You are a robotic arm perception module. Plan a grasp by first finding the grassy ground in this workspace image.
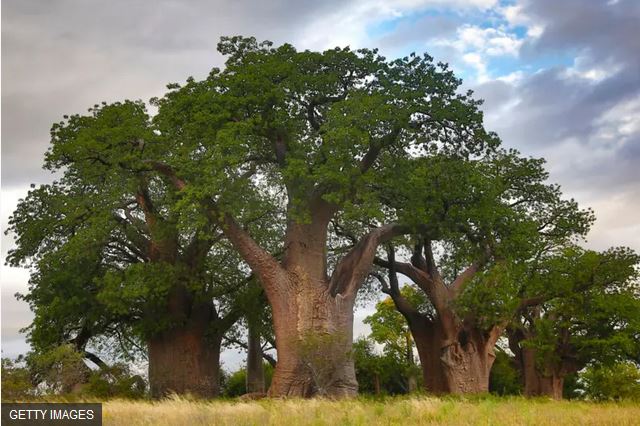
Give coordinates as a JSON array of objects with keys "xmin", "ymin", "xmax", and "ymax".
[{"xmin": 95, "ymin": 395, "xmax": 640, "ymax": 426}]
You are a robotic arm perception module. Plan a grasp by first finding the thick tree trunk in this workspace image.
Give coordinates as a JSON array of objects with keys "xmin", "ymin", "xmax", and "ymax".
[
  {"xmin": 267, "ymin": 280, "xmax": 358, "ymax": 397},
  {"xmin": 246, "ymin": 321, "xmax": 265, "ymax": 394},
  {"xmin": 376, "ymin": 243, "xmax": 499, "ymax": 395},
  {"xmin": 438, "ymin": 328, "xmax": 496, "ymax": 394},
  {"xmin": 148, "ymin": 324, "xmax": 221, "ymax": 398},
  {"xmin": 219, "ymin": 203, "xmax": 402, "ymax": 398},
  {"xmin": 410, "ymin": 319, "xmax": 449, "ymax": 393},
  {"xmin": 411, "ymin": 320, "xmax": 496, "ymax": 394},
  {"xmin": 520, "ymin": 347, "xmax": 564, "ymax": 399}
]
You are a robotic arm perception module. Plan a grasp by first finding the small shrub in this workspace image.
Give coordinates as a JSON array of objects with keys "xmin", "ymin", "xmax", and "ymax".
[
  {"xmin": 1, "ymin": 357, "xmax": 35, "ymax": 400},
  {"xmin": 85, "ymin": 364, "xmax": 146, "ymax": 398}
]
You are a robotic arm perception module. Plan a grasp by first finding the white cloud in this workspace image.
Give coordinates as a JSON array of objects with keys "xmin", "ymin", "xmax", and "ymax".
[
  {"xmin": 432, "ymin": 24, "xmax": 523, "ymax": 83},
  {"xmin": 297, "ymin": 0, "xmax": 500, "ymax": 49},
  {"xmin": 499, "ymin": 2, "xmax": 544, "ymax": 39},
  {"xmin": 594, "ymin": 95, "xmax": 640, "ymax": 144},
  {"xmin": 496, "ymin": 70, "xmax": 524, "ymax": 84},
  {"xmin": 462, "ymin": 52, "xmax": 489, "ymax": 82},
  {"xmin": 447, "ymin": 25, "xmax": 523, "ymax": 57},
  {"xmin": 563, "ymin": 54, "xmax": 623, "ymax": 84},
  {"xmin": 527, "ymin": 24, "xmax": 544, "ymax": 38}
]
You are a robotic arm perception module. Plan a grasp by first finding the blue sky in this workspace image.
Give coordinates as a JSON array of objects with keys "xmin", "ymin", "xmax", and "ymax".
[{"xmin": 2, "ymin": 0, "xmax": 639, "ymax": 370}]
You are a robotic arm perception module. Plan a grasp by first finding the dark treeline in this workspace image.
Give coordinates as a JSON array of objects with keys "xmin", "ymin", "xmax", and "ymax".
[{"xmin": 4, "ymin": 36, "xmax": 639, "ymax": 401}]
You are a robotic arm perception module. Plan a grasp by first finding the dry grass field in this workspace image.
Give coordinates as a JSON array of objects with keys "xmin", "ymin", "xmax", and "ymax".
[{"xmin": 97, "ymin": 396, "xmax": 640, "ymax": 426}]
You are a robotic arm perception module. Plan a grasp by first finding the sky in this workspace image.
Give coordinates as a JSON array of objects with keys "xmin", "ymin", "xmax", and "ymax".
[{"xmin": 2, "ymin": 0, "xmax": 639, "ymax": 371}]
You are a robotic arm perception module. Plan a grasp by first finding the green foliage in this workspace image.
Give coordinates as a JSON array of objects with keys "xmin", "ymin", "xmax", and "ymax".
[
  {"xmin": 489, "ymin": 350, "xmax": 522, "ymax": 396},
  {"xmin": 222, "ymin": 363, "xmax": 274, "ymax": 397},
  {"xmin": 26, "ymin": 345, "xmax": 89, "ymax": 395},
  {"xmin": 151, "ymin": 35, "xmax": 499, "ymax": 229},
  {"xmin": 364, "ymin": 287, "xmax": 425, "ymax": 363},
  {"xmin": 352, "ymin": 337, "xmax": 420, "ymax": 395},
  {"xmin": 562, "ymin": 372, "xmax": 581, "ymax": 399},
  {"xmin": 1, "ymin": 357, "xmax": 35, "ymax": 401},
  {"xmin": 363, "ymin": 289, "xmax": 424, "ymax": 392},
  {"xmin": 580, "ymin": 362, "xmax": 640, "ymax": 401},
  {"xmin": 85, "ymin": 364, "xmax": 147, "ymax": 399},
  {"xmin": 519, "ymin": 246, "xmax": 640, "ymax": 375},
  {"xmin": 455, "ymin": 261, "xmax": 524, "ymax": 331}
]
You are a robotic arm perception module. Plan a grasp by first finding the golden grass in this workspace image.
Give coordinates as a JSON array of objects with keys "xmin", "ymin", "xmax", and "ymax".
[{"xmin": 97, "ymin": 395, "xmax": 640, "ymax": 426}]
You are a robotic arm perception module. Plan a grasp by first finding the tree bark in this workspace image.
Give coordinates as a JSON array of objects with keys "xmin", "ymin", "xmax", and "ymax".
[
  {"xmin": 520, "ymin": 347, "xmax": 564, "ymax": 399},
  {"xmin": 148, "ymin": 323, "xmax": 222, "ymax": 398},
  {"xmin": 509, "ymin": 331, "xmax": 565, "ymax": 400},
  {"xmin": 267, "ymin": 281, "xmax": 358, "ymax": 397},
  {"xmin": 246, "ymin": 320, "xmax": 266, "ymax": 394},
  {"xmin": 147, "ymin": 285, "xmax": 237, "ymax": 398},
  {"xmin": 437, "ymin": 324, "xmax": 498, "ymax": 394},
  {"xmin": 408, "ymin": 315, "xmax": 498, "ymax": 394}
]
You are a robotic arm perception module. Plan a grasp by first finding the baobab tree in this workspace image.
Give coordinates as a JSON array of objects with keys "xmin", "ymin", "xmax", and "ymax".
[
  {"xmin": 372, "ymin": 151, "xmax": 593, "ymax": 393},
  {"xmin": 508, "ymin": 246, "xmax": 640, "ymax": 399},
  {"xmin": 144, "ymin": 36, "xmax": 501, "ymax": 397}
]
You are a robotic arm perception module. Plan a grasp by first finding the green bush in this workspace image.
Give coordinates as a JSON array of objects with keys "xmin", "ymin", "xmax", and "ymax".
[
  {"xmin": 489, "ymin": 350, "xmax": 522, "ymax": 396},
  {"xmin": 1, "ymin": 357, "xmax": 35, "ymax": 400},
  {"xmin": 581, "ymin": 362, "xmax": 640, "ymax": 401},
  {"xmin": 26, "ymin": 345, "xmax": 89, "ymax": 394},
  {"xmin": 223, "ymin": 362, "xmax": 274, "ymax": 397},
  {"xmin": 85, "ymin": 364, "xmax": 146, "ymax": 398}
]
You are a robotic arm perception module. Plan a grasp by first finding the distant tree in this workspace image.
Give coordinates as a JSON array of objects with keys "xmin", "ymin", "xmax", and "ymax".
[
  {"xmin": 222, "ymin": 363, "xmax": 274, "ymax": 397},
  {"xmin": 364, "ymin": 286, "xmax": 424, "ymax": 392},
  {"xmin": 84, "ymin": 363, "xmax": 147, "ymax": 399},
  {"xmin": 373, "ymin": 151, "xmax": 593, "ymax": 394},
  {"xmin": 508, "ymin": 246, "xmax": 640, "ymax": 399},
  {"xmin": 26, "ymin": 344, "xmax": 90, "ymax": 395},
  {"xmin": 488, "ymin": 349, "xmax": 522, "ymax": 396},
  {"xmin": 580, "ymin": 362, "xmax": 640, "ymax": 401},
  {"xmin": 351, "ymin": 337, "xmax": 415, "ymax": 395}
]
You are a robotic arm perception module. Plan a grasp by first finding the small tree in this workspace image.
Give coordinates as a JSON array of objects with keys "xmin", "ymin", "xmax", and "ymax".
[
  {"xmin": 27, "ymin": 345, "xmax": 90, "ymax": 395},
  {"xmin": 85, "ymin": 363, "xmax": 147, "ymax": 399},
  {"xmin": 364, "ymin": 286, "xmax": 424, "ymax": 392},
  {"xmin": 488, "ymin": 349, "xmax": 522, "ymax": 396},
  {"xmin": 298, "ymin": 331, "xmax": 352, "ymax": 397}
]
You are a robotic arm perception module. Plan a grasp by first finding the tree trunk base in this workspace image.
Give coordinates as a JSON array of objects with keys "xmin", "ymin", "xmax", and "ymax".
[{"xmin": 148, "ymin": 325, "xmax": 221, "ymax": 398}]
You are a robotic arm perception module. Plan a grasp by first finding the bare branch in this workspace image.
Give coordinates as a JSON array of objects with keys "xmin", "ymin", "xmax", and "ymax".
[{"xmin": 328, "ymin": 223, "xmax": 409, "ymax": 298}]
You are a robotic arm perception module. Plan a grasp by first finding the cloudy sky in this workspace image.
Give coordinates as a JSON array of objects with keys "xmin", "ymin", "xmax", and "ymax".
[{"xmin": 2, "ymin": 0, "xmax": 639, "ymax": 369}]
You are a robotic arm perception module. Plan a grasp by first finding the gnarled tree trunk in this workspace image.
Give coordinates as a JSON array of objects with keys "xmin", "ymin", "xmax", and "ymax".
[
  {"xmin": 147, "ymin": 285, "xmax": 237, "ymax": 398},
  {"xmin": 404, "ymin": 310, "xmax": 498, "ymax": 394},
  {"xmin": 376, "ymin": 244, "xmax": 499, "ymax": 395},
  {"xmin": 219, "ymin": 205, "xmax": 404, "ymax": 397},
  {"xmin": 437, "ymin": 325, "xmax": 498, "ymax": 394}
]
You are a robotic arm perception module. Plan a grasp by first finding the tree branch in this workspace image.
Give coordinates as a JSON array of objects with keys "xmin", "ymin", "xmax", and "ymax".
[
  {"xmin": 328, "ymin": 223, "xmax": 409, "ymax": 298},
  {"xmin": 208, "ymin": 205, "xmax": 290, "ymax": 302},
  {"xmin": 224, "ymin": 336, "xmax": 277, "ymax": 368},
  {"xmin": 142, "ymin": 160, "xmax": 186, "ymax": 190}
]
